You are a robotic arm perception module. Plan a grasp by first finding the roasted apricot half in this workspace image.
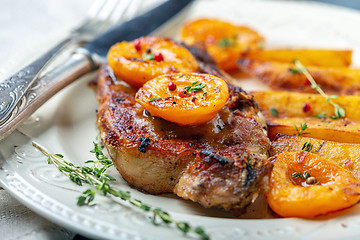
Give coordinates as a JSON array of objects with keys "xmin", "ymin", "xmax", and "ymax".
[
  {"xmin": 135, "ymin": 73, "xmax": 229, "ymax": 125},
  {"xmin": 267, "ymin": 151, "xmax": 360, "ymax": 218},
  {"xmin": 180, "ymin": 18, "xmax": 264, "ymax": 72},
  {"xmin": 107, "ymin": 36, "xmax": 199, "ymax": 87}
]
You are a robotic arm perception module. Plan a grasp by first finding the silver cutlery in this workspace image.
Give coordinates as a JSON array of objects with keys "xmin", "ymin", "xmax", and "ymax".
[
  {"xmin": 0, "ymin": 0, "xmax": 193, "ymax": 141},
  {"xmin": 0, "ymin": 0, "xmax": 142, "ymax": 131}
]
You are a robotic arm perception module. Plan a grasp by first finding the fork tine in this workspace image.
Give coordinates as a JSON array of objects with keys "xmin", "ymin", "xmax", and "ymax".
[
  {"xmin": 86, "ymin": 0, "xmax": 108, "ymax": 20},
  {"xmin": 107, "ymin": 0, "xmax": 133, "ymax": 25},
  {"xmin": 122, "ymin": 0, "xmax": 143, "ymax": 21},
  {"xmin": 98, "ymin": 0, "xmax": 130, "ymax": 29},
  {"xmin": 74, "ymin": 0, "xmax": 143, "ymax": 41},
  {"xmin": 73, "ymin": 0, "xmax": 108, "ymax": 34},
  {"xmin": 83, "ymin": 0, "xmax": 122, "ymax": 33},
  {"xmin": 96, "ymin": 0, "xmax": 121, "ymax": 22}
]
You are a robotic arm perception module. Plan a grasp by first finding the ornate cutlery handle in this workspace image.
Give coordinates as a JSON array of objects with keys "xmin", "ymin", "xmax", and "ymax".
[
  {"xmin": 0, "ymin": 38, "xmax": 72, "ymax": 123},
  {"xmin": 0, "ymin": 49, "xmax": 98, "ymax": 140}
]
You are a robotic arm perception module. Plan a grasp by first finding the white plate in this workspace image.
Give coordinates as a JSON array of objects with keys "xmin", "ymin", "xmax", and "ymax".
[{"xmin": 2, "ymin": 0, "xmax": 360, "ymax": 239}]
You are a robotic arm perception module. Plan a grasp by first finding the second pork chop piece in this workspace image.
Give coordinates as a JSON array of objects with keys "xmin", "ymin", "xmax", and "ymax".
[{"xmin": 96, "ymin": 64, "xmax": 272, "ymax": 211}]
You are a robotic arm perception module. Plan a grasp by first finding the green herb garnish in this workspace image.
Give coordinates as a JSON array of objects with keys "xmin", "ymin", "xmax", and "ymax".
[
  {"xmin": 292, "ymin": 170, "xmax": 319, "ymax": 185},
  {"xmin": 292, "ymin": 172, "xmax": 306, "ymax": 180},
  {"xmin": 303, "ymin": 171, "xmax": 311, "ymax": 179},
  {"xmin": 270, "ymin": 107, "xmax": 278, "ymax": 117},
  {"xmin": 217, "ymin": 37, "xmax": 234, "ymax": 48},
  {"xmin": 184, "ymin": 81, "xmax": 206, "ymax": 94},
  {"xmin": 32, "ymin": 141, "xmax": 209, "ymax": 240},
  {"xmin": 147, "ymin": 98, "xmax": 161, "ymax": 102},
  {"xmin": 313, "ymin": 112, "xmax": 327, "ymax": 119},
  {"xmin": 331, "ymin": 106, "xmax": 345, "ymax": 119},
  {"xmin": 302, "ymin": 140, "xmax": 313, "ymax": 153},
  {"xmin": 293, "ymin": 60, "xmax": 345, "ymax": 119},
  {"xmin": 142, "ymin": 53, "xmax": 155, "ymax": 61},
  {"xmin": 294, "ymin": 122, "xmax": 310, "ymax": 136},
  {"xmin": 290, "ymin": 66, "xmax": 308, "ymax": 75}
]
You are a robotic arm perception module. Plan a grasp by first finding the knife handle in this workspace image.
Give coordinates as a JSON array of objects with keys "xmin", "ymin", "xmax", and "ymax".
[
  {"xmin": 0, "ymin": 38, "xmax": 73, "ymax": 124},
  {"xmin": 0, "ymin": 49, "xmax": 97, "ymax": 141}
]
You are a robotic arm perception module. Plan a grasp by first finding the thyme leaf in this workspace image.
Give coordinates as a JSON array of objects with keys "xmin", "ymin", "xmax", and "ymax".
[
  {"xmin": 270, "ymin": 107, "xmax": 278, "ymax": 117},
  {"xmin": 313, "ymin": 112, "xmax": 327, "ymax": 119},
  {"xmin": 184, "ymin": 81, "xmax": 206, "ymax": 94},
  {"xmin": 293, "ymin": 60, "xmax": 346, "ymax": 119},
  {"xmin": 32, "ymin": 141, "xmax": 209, "ymax": 240},
  {"xmin": 147, "ymin": 98, "xmax": 162, "ymax": 102},
  {"xmin": 217, "ymin": 37, "xmax": 234, "ymax": 48},
  {"xmin": 292, "ymin": 170, "xmax": 319, "ymax": 185},
  {"xmin": 302, "ymin": 140, "xmax": 313, "ymax": 153},
  {"xmin": 294, "ymin": 122, "xmax": 310, "ymax": 136},
  {"xmin": 142, "ymin": 53, "xmax": 155, "ymax": 61},
  {"xmin": 292, "ymin": 172, "xmax": 305, "ymax": 180},
  {"xmin": 303, "ymin": 171, "xmax": 311, "ymax": 179}
]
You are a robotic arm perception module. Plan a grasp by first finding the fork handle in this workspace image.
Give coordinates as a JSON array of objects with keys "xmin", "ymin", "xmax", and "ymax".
[
  {"xmin": 0, "ymin": 37, "xmax": 73, "ymax": 123},
  {"xmin": 0, "ymin": 49, "xmax": 97, "ymax": 141}
]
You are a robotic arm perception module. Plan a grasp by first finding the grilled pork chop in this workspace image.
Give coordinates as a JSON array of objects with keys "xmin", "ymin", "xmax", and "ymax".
[{"xmin": 95, "ymin": 63, "xmax": 272, "ymax": 211}]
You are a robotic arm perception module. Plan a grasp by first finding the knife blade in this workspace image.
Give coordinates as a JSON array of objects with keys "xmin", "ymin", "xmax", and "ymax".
[{"xmin": 0, "ymin": 0, "xmax": 193, "ymax": 141}]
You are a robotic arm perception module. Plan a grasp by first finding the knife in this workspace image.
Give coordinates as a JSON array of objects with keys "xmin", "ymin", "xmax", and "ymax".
[{"xmin": 0, "ymin": 0, "xmax": 193, "ymax": 141}]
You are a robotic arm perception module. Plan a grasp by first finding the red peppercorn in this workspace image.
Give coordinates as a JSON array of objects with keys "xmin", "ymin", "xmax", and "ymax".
[
  {"xmin": 134, "ymin": 39, "xmax": 141, "ymax": 51},
  {"xmin": 303, "ymin": 103, "xmax": 311, "ymax": 112},
  {"xmin": 178, "ymin": 88, "xmax": 187, "ymax": 98},
  {"xmin": 168, "ymin": 82, "xmax": 176, "ymax": 91},
  {"xmin": 154, "ymin": 52, "xmax": 164, "ymax": 62}
]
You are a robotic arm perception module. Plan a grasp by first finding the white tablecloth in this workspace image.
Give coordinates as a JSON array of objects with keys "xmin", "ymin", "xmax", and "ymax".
[{"xmin": 0, "ymin": 190, "xmax": 75, "ymax": 240}]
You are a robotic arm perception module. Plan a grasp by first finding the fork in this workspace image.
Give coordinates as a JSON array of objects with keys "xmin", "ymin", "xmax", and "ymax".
[{"xmin": 0, "ymin": 0, "xmax": 142, "ymax": 124}]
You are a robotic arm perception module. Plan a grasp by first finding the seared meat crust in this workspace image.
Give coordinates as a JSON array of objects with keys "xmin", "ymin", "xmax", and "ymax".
[{"xmin": 96, "ymin": 64, "xmax": 272, "ymax": 210}]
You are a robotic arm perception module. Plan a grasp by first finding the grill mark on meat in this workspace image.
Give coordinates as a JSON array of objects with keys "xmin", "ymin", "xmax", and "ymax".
[
  {"xmin": 138, "ymin": 137, "xmax": 150, "ymax": 153},
  {"xmin": 95, "ymin": 45, "xmax": 272, "ymax": 211},
  {"xmin": 199, "ymin": 149, "xmax": 232, "ymax": 165},
  {"xmin": 245, "ymin": 162, "xmax": 256, "ymax": 186}
]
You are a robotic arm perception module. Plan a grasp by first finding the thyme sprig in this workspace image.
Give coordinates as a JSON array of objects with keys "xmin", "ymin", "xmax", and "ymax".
[
  {"xmin": 292, "ymin": 171, "xmax": 307, "ymax": 180},
  {"xmin": 32, "ymin": 141, "xmax": 209, "ymax": 240},
  {"xmin": 184, "ymin": 81, "xmax": 206, "ymax": 94},
  {"xmin": 293, "ymin": 60, "xmax": 345, "ymax": 119},
  {"xmin": 294, "ymin": 122, "xmax": 310, "ymax": 136}
]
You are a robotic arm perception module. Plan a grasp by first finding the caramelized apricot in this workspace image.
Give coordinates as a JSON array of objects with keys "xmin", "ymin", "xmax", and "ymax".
[
  {"xmin": 135, "ymin": 73, "xmax": 229, "ymax": 125},
  {"xmin": 107, "ymin": 36, "xmax": 199, "ymax": 87},
  {"xmin": 267, "ymin": 151, "xmax": 360, "ymax": 218},
  {"xmin": 180, "ymin": 18, "xmax": 264, "ymax": 72}
]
